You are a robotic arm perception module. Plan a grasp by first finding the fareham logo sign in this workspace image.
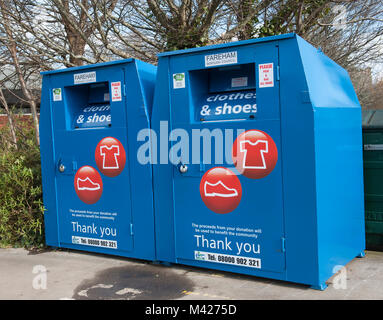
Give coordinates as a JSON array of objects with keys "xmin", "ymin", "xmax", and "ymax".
[
  {"xmin": 74, "ymin": 71, "xmax": 97, "ymax": 84},
  {"xmin": 205, "ymin": 51, "xmax": 237, "ymax": 67}
]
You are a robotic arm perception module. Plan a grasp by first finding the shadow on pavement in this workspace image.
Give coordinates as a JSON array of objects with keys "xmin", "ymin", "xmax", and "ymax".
[{"xmin": 73, "ymin": 263, "xmax": 194, "ymax": 300}]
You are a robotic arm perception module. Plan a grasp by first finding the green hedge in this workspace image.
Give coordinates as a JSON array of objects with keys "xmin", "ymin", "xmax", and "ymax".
[{"xmin": 0, "ymin": 126, "xmax": 45, "ymax": 248}]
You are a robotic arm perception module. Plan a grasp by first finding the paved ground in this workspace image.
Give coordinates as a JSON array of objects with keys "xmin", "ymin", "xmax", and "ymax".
[{"xmin": 0, "ymin": 248, "xmax": 382, "ymax": 300}]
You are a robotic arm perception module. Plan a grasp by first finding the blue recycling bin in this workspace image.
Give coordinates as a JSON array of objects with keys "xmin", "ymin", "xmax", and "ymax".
[
  {"xmin": 151, "ymin": 33, "xmax": 365, "ymax": 290},
  {"xmin": 40, "ymin": 59, "xmax": 157, "ymax": 261}
]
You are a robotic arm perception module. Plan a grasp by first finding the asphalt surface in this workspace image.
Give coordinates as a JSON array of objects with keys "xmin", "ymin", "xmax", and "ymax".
[{"xmin": 0, "ymin": 248, "xmax": 382, "ymax": 300}]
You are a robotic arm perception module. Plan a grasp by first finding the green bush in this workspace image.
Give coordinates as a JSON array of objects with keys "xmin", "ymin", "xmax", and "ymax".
[{"xmin": 0, "ymin": 125, "xmax": 45, "ymax": 248}]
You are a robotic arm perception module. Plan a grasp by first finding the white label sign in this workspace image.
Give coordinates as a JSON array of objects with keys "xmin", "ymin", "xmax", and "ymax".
[
  {"xmin": 173, "ymin": 73, "xmax": 185, "ymax": 89},
  {"xmin": 231, "ymin": 77, "xmax": 248, "ymax": 88},
  {"xmin": 194, "ymin": 251, "xmax": 261, "ymax": 269},
  {"xmin": 111, "ymin": 82, "xmax": 122, "ymax": 102},
  {"xmin": 52, "ymin": 88, "xmax": 62, "ymax": 101},
  {"xmin": 205, "ymin": 51, "xmax": 238, "ymax": 67},
  {"xmin": 72, "ymin": 236, "xmax": 117, "ymax": 249},
  {"xmin": 259, "ymin": 63, "xmax": 274, "ymax": 88},
  {"xmin": 74, "ymin": 71, "xmax": 96, "ymax": 84},
  {"xmin": 364, "ymin": 144, "xmax": 383, "ymax": 151}
]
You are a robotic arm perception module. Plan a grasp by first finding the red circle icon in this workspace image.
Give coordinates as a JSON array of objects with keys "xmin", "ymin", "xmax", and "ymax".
[
  {"xmin": 95, "ymin": 137, "xmax": 126, "ymax": 177},
  {"xmin": 232, "ymin": 130, "xmax": 278, "ymax": 179},
  {"xmin": 200, "ymin": 167, "xmax": 242, "ymax": 214},
  {"xmin": 74, "ymin": 166, "xmax": 103, "ymax": 204}
]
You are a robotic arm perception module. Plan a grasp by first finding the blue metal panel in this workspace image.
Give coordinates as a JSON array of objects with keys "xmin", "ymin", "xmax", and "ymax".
[
  {"xmin": 314, "ymin": 107, "xmax": 365, "ymax": 285},
  {"xmin": 296, "ymin": 36, "xmax": 365, "ymax": 286},
  {"xmin": 40, "ymin": 75, "xmax": 59, "ymax": 247},
  {"xmin": 41, "ymin": 59, "xmax": 134, "ymax": 75},
  {"xmin": 124, "ymin": 61, "xmax": 157, "ymax": 260},
  {"xmin": 297, "ymin": 37, "xmax": 360, "ymax": 109},
  {"xmin": 157, "ymin": 33, "xmax": 295, "ymax": 58},
  {"xmin": 135, "ymin": 60, "xmax": 157, "ymax": 119},
  {"xmin": 153, "ymin": 41, "xmax": 287, "ymax": 274},
  {"xmin": 152, "ymin": 57, "xmax": 178, "ymax": 262},
  {"xmin": 277, "ymin": 37, "xmax": 320, "ymax": 287},
  {"xmin": 40, "ymin": 59, "xmax": 157, "ymax": 260}
]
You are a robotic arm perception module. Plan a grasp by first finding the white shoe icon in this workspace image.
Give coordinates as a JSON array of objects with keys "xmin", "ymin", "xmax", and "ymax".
[
  {"xmin": 204, "ymin": 180, "xmax": 238, "ymax": 198},
  {"xmin": 77, "ymin": 177, "xmax": 101, "ymax": 191}
]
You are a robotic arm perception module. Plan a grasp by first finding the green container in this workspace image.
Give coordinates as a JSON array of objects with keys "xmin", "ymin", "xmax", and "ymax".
[{"xmin": 363, "ymin": 110, "xmax": 383, "ymax": 250}]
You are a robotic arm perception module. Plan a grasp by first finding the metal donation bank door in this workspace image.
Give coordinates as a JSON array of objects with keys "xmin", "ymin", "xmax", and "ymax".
[
  {"xmin": 41, "ymin": 59, "xmax": 157, "ymax": 260},
  {"xmin": 168, "ymin": 43, "xmax": 285, "ymax": 273},
  {"xmin": 52, "ymin": 67, "xmax": 133, "ymax": 252}
]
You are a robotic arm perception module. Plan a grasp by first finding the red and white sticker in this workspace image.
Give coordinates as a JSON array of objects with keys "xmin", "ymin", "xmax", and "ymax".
[
  {"xmin": 95, "ymin": 137, "xmax": 126, "ymax": 177},
  {"xmin": 74, "ymin": 166, "xmax": 103, "ymax": 204},
  {"xmin": 200, "ymin": 167, "xmax": 242, "ymax": 214},
  {"xmin": 232, "ymin": 130, "xmax": 278, "ymax": 179},
  {"xmin": 111, "ymin": 82, "xmax": 122, "ymax": 102},
  {"xmin": 259, "ymin": 63, "xmax": 274, "ymax": 88}
]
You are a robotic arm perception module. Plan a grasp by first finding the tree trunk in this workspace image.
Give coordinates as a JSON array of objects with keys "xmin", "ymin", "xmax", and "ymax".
[
  {"xmin": 0, "ymin": 1, "xmax": 40, "ymax": 145},
  {"xmin": 0, "ymin": 88, "xmax": 17, "ymax": 148},
  {"xmin": 7, "ymin": 41, "xmax": 40, "ymax": 145}
]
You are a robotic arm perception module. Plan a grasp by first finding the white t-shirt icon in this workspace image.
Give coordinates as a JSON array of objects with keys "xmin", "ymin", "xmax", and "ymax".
[
  {"xmin": 239, "ymin": 140, "xmax": 269, "ymax": 169},
  {"xmin": 100, "ymin": 145, "xmax": 120, "ymax": 169}
]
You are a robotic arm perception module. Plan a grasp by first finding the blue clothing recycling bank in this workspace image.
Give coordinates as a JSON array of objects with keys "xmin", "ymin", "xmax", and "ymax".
[{"xmin": 40, "ymin": 33, "xmax": 365, "ymax": 290}]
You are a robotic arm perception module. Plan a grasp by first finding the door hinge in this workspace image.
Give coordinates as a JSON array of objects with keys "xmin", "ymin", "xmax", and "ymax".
[
  {"xmin": 281, "ymin": 237, "xmax": 286, "ymax": 253},
  {"xmin": 277, "ymin": 65, "xmax": 280, "ymax": 81},
  {"xmin": 130, "ymin": 223, "xmax": 134, "ymax": 235},
  {"xmin": 123, "ymin": 84, "xmax": 126, "ymax": 97}
]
